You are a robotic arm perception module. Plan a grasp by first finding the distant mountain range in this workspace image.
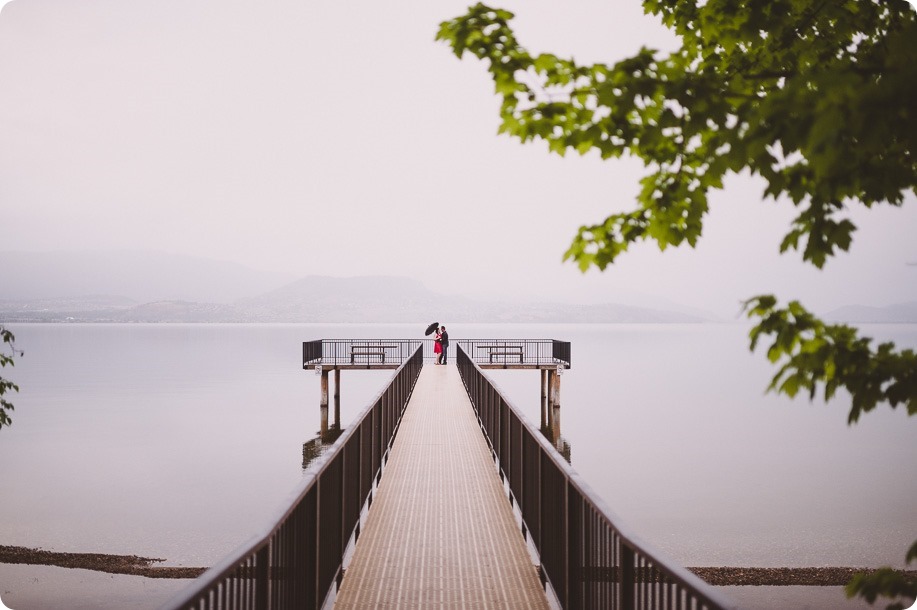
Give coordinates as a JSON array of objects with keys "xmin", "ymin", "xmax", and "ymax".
[
  {"xmin": 3, "ymin": 250, "xmax": 916, "ymax": 323},
  {"xmin": 823, "ymin": 302, "xmax": 917, "ymax": 324},
  {"xmin": 0, "ymin": 250, "xmax": 718, "ymax": 323},
  {"xmin": 0, "ymin": 276, "xmax": 710, "ymax": 323}
]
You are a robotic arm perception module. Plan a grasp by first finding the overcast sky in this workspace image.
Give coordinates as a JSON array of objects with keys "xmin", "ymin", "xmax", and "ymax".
[{"xmin": 1, "ymin": 0, "xmax": 914, "ymax": 317}]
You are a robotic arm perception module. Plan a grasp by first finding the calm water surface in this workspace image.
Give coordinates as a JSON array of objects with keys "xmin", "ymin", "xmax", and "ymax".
[{"xmin": 0, "ymin": 323, "xmax": 914, "ymax": 609}]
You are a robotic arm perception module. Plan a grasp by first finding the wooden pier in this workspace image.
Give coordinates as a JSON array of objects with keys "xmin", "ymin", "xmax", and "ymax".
[
  {"xmin": 334, "ymin": 365, "xmax": 550, "ymax": 609},
  {"xmin": 168, "ymin": 341, "xmax": 732, "ymax": 610}
]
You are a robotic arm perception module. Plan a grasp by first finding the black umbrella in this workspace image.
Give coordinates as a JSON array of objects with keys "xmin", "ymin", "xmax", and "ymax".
[{"xmin": 424, "ymin": 322, "xmax": 439, "ymax": 336}]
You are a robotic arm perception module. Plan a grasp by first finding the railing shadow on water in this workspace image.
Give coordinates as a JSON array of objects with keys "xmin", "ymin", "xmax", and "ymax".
[
  {"xmin": 162, "ymin": 346, "xmax": 424, "ymax": 610},
  {"xmin": 456, "ymin": 345, "xmax": 736, "ymax": 610}
]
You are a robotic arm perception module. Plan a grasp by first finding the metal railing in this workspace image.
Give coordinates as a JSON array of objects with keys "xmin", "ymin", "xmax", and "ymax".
[
  {"xmin": 456, "ymin": 339, "xmax": 571, "ymax": 368},
  {"xmin": 552, "ymin": 339, "xmax": 571, "ymax": 367},
  {"xmin": 302, "ymin": 339, "xmax": 322, "ymax": 365},
  {"xmin": 164, "ymin": 346, "xmax": 424, "ymax": 610},
  {"xmin": 456, "ymin": 345, "xmax": 734, "ymax": 610},
  {"xmin": 303, "ymin": 339, "xmax": 421, "ymax": 367},
  {"xmin": 303, "ymin": 339, "xmax": 571, "ymax": 368}
]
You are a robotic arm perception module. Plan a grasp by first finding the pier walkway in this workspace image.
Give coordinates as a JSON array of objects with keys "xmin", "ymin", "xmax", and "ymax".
[
  {"xmin": 166, "ymin": 342, "xmax": 732, "ymax": 610},
  {"xmin": 334, "ymin": 365, "xmax": 549, "ymax": 609}
]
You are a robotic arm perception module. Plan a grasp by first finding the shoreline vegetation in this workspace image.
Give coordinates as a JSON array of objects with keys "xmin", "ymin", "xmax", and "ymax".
[{"xmin": 2, "ymin": 545, "xmax": 915, "ymax": 586}]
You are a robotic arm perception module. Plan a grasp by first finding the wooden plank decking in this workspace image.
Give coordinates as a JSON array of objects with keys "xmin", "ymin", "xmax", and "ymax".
[{"xmin": 334, "ymin": 365, "xmax": 550, "ymax": 609}]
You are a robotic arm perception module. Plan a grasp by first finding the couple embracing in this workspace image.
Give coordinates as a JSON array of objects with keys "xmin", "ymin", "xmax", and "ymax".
[{"xmin": 433, "ymin": 326, "xmax": 449, "ymax": 365}]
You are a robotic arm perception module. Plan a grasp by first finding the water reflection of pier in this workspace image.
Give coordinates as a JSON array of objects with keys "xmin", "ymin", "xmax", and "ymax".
[{"xmin": 301, "ymin": 426, "xmax": 343, "ymax": 471}]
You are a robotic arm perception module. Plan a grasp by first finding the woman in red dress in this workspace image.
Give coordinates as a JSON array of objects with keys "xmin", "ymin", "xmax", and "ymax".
[{"xmin": 433, "ymin": 329, "xmax": 443, "ymax": 364}]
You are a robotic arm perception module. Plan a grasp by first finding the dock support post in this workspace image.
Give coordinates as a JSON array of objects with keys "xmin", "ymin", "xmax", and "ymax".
[
  {"xmin": 546, "ymin": 369, "xmax": 555, "ymax": 429},
  {"xmin": 540, "ymin": 369, "xmax": 548, "ymax": 430},
  {"xmin": 334, "ymin": 368, "xmax": 341, "ymax": 429},
  {"xmin": 320, "ymin": 368, "xmax": 329, "ymax": 438},
  {"xmin": 549, "ymin": 367, "xmax": 562, "ymax": 445}
]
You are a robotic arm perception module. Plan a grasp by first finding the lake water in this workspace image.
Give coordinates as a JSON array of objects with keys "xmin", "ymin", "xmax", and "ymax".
[{"xmin": 0, "ymin": 323, "xmax": 914, "ymax": 609}]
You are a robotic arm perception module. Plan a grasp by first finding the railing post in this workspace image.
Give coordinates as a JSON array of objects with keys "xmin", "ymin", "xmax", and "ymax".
[
  {"xmin": 567, "ymin": 485, "xmax": 582, "ymax": 609},
  {"xmin": 255, "ymin": 544, "xmax": 269, "ymax": 610},
  {"xmin": 313, "ymin": 472, "xmax": 322, "ymax": 610},
  {"xmin": 561, "ymin": 477, "xmax": 570, "ymax": 609},
  {"xmin": 621, "ymin": 543, "xmax": 636, "ymax": 610}
]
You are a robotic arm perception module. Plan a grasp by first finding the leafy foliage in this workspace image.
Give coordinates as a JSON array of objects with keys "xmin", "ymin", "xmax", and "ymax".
[
  {"xmin": 437, "ymin": 1, "xmax": 916, "ymax": 270},
  {"xmin": 845, "ymin": 540, "xmax": 917, "ymax": 610},
  {"xmin": 438, "ymin": 2, "xmax": 917, "ymax": 607},
  {"xmin": 0, "ymin": 325, "xmax": 22, "ymax": 429},
  {"xmin": 744, "ymin": 296, "xmax": 917, "ymax": 424}
]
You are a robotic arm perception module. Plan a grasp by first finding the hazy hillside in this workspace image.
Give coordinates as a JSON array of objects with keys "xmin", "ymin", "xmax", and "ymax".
[
  {"xmin": 232, "ymin": 276, "xmax": 710, "ymax": 323},
  {"xmin": 0, "ymin": 250, "xmax": 295, "ymax": 303},
  {"xmin": 823, "ymin": 302, "xmax": 917, "ymax": 323},
  {"xmin": 237, "ymin": 275, "xmax": 479, "ymax": 322},
  {"xmin": 0, "ymin": 251, "xmax": 717, "ymax": 323}
]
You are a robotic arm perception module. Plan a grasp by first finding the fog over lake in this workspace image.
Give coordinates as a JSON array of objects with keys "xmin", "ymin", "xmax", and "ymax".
[
  {"xmin": 2, "ymin": 1, "xmax": 915, "ymax": 608},
  {"xmin": 0, "ymin": 323, "xmax": 913, "ymax": 609}
]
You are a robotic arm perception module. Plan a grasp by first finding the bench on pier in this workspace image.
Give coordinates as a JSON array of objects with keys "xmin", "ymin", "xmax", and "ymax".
[
  {"xmin": 350, "ymin": 344, "xmax": 398, "ymax": 364},
  {"xmin": 477, "ymin": 345, "xmax": 524, "ymax": 363}
]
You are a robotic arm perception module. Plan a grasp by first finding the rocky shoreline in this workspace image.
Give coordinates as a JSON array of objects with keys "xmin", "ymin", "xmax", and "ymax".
[
  {"xmin": 689, "ymin": 566, "xmax": 917, "ymax": 586},
  {"xmin": 0, "ymin": 545, "xmax": 205, "ymax": 579},
  {"xmin": 3, "ymin": 545, "xmax": 915, "ymax": 586}
]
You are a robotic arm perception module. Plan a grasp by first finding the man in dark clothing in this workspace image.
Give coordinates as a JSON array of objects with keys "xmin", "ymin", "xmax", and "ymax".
[{"xmin": 439, "ymin": 326, "xmax": 449, "ymax": 364}]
